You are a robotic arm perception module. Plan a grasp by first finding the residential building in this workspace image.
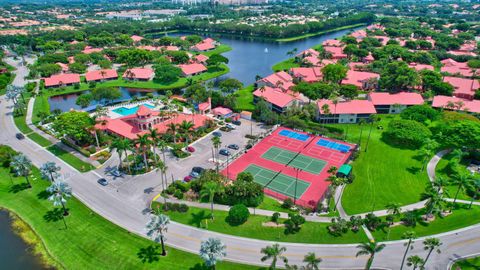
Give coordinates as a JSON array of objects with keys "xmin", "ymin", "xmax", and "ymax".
[
  {"xmin": 123, "ymin": 68, "xmax": 154, "ymax": 81},
  {"xmin": 341, "ymin": 70, "xmax": 380, "ymax": 90},
  {"xmin": 44, "ymin": 73, "xmax": 81, "ymax": 88},
  {"xmin": 432, "ymin": 95, "xmax": 480, "ymax": 114},
  {"xmin": 178, "ymin": 63, "xmax": 207, "ymax": 77},
  {"xmin": 253, "ymin": 86, "xmax": 302, "ymax": 113},
  {"xmin": 85, "ymin": 69, "xmax": 118, "ymax": 82},
  {"xmin": 368, "ymin": 92, "xmax": 424, "ymax": 114},
  {"xmin": 443, "ymin": 76, "xmax": 480, "ymax": 100},
  {"xmin": 316, "ymin": 99, "xmax": 377, "ymax": 124},
  {"xmin": 290, "ymin": 67, "xmax": 322, "ymax": 83},
  {"xmin": 256, "ymin": 71, "xmax": 295, "ymax": 91}
]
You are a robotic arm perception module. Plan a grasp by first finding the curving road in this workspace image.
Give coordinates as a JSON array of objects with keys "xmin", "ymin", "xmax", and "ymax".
[{"xmin": 3, "ymin": 58, "xmax": 480, "ymax": 269}]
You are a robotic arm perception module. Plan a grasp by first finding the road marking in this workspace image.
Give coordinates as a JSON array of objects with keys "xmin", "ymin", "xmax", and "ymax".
[{"xmin": 447, "ymin": 236, "xmax": 480, "ymax": 248}]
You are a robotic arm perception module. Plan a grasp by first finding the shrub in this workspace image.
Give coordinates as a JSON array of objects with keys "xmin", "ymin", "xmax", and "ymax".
[
  {"xmin": 0, "ymin": 145, "xmax": 18, "ymax": 167},
  {"xmin": 282, "ymin": 198, "xmax": 294, "ymax": 209},
  {"xmin": 174, "ymin": 180, "xmax": 189, "ymax": 192},
  {"xmin": 400, "ymin": 105, "xmax": 439, "ymax": 123},
  {"xmin": 178, "ymin": 203, "xmax": 189, "ymax": 213},
  {"xmin": 227, "ymin": 204, "xmax": 250, "ymax": 226},
  {"xmin": 225, "ymin": 118, "xmax": 232, "ymax": 123},
  {"xmin": 174, "ymin": 190, "xmax": 184, "ymax": 199},
  {"xmin": 88, "ymin": 146, "xmax": 96, "ymax": 154},
  {"xmin": 284, "ymin": 213, "xmax": 306, "ymax": 234},
  {"xmin": 383, "ymin": 119, "xmax": 432, "ymax": 148},
  {"xmin": 166, "ymin": 184, "xmax": 176, "ymax": 195},
  {"xmin": 271, "ymin": 212, "xmax": 281, "ymax": 224}
]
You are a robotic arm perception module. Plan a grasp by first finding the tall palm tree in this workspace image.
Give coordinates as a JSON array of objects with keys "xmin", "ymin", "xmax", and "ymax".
[
  {"xmin": 199, "ymin": 238, "xmax": 226, "ymax": 270},
  {"xmin": 157, "ymin": 139, "xmax": 168, "ymax": 163},
  {"xmin": 145, "ymin": 214, "xmax": 170, "ymax": 256},
  {"xmin": 40, "ymin": 161, "xmax": 61, "ymax": 182},
  {"xmin": 407, "ymin": 255, "xmax": 425, "ymax": 270},
  {"xmin": 136, "ymin": 134, "xmax": 151, "ymax": 170},
  {"xmin": 320, "ymin": 104, "xmax": 330, "ymax": 125},
  {"xmin": 11, "ymin": 154, "xmax": 33, "ymax": 188},
  {"xmin": 47, "ymin": 181, "xmax": 72, "ymax": 216},
  {"xmin": 111, "ymin": 138, "xmax": 126, "ymax": 170},
  {"xmin": 148, "ymin": 128, "xmax": 160, "ymax": 165},
  {"xmin": 325, "ymin": 175, "xmax": 345, "ymax": 212},
  {"xmin": 178, "ymin": 120, "xmax": 194, "ymax": 143},
  {"xmin": 357, "ymin": 118, "xmax": 367, "ymax": 147},
  {"xmin": 400, "ymin": 231, "xmax": 417, "ymax": 270},
  {"xmin": 211, "ymin": 136, "xmax": 222, "ymax": 171},
  {"xmin": 422, "ymin": 238, "xmax": 442, "ymax": 267},
  {"xmin": 356, "ymin": 241, "xmax": 386, "ymax": 270},
  {"xmin": 386, "ymin": 202, "xmax": 402, "ymax": 217},
  {"xmin": 167, "ymin": 123, "xmax": 178, "ymax": 144},
  {"xmin": 260, "ymin": 243, "xmax": 288, "ymax": 270},
  {"xmin": 432, "ymin": 175, "xmax": 449, "ymax": 194},
  {"xmin": 418, "ymin": 147, "xmax": 433, "ymax": 172},
  {"xmin": 451, "ymin": 171, "xmax": 473, "ymax": 204},
  {"xmin": 156, "ymin": 161, "xmax": 168, "ymax": 201},
  {"xmin": 303, "ymin": 252, "xmax": 322, "ymax": 270},
  {"xmin": 200, "ymin": 181, "xmax": 223, "ymax": 219}
]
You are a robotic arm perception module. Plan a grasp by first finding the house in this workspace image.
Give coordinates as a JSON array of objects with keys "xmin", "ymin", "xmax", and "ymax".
[
  {"xmin": 193, "ymin": 54, "xmax": 209, "ymax": 64},
  {"xmin": 197, "ymin": 97, "xmax": 211, "ymax": 114},
  {"xmin": 44, "ymin": 73, "xmax": 81, "ymax": 88},
  {"xmin": 443, "ymin": 76, "xmax": 480, "ymax": 100},
  {"xmin": 296, "ymin": 48, "xmax": 319, "ymax": 59},
  {"xmin": 256, "ymin": 71, "xmax": 295, "ymax": 91},
  {"xmin": 316, "ymin": 99, "xmax": 376, "ymax": 124},
  {"xmin": 160, "ymin": 45, "xmax": 180, "ymax": 51},
  {"xmin": 322, "ymin": 39, "xmax": 342, "ymax": 47},
  {"xmin": 432, "ymin": 95, "xmax": 480, "ymax": 114},
  {"xmin": 290, "ymin": 67, "xmax": 322, "ymax": 83},
  {"xmin": 441, "ymin": 58, "xmax": 475, "ymax": 77},
  {"xmin": 123, "ymin": 68, "xmax": 154, "ymax": 81},
  {"xmin": 212, "ymin": 106, "xmax": 233, "ymax": 118},
  {"xmin": 351, "ymin": 29, "xmax": 367, "ymax": 41},
  {"xmin": 324, "ymin": 46, "xmax": 347, "ymax": 59},
  {"xmin": 348, "ymin": 62, "xmax": 368, "ymax": 71},
  {"xmin": 178, "ymin": 63, "xmax": 207, "ymax": 77},
  {"xmin": 341, "ymin": 70, "xmax": 380, "ymax": 90},
  {"xmin": 56, "ymin": 62, "xmax": 69, "ymax": 73},
  {"xmin": 368, "ymin": 92, "xmax": 424, "ymax": 114},
  {"xmin": 82, "ymin": 46, "xmax": 103, "ymax": 54},
  {"xmin": 408, "ymin": 62, "xmax": 434, "ymax": 71},
  {"xmin": 253, "ymin": 86, "xmax": 302, "ymax": 113},
  {"xmin": 85, "ymin": 69, "xmax": 118, "ymax": 82},
  {"xmin": 95, "ymin": 105, "xmax": 211, "ymax": 140},
  {"xmin": 191, "ymin": 38, "xmax": 217, "ymax": 52},
  {"xmin": 364, "ymin": 53, "xmax": 374, "ymax": 63},
  {"xmin": 372, "ymin": 35, "xmax": 390, "ymax": 46},
  {"xmin": 131, "ymin": 35, "xmax": 144, "ymax": 43}
]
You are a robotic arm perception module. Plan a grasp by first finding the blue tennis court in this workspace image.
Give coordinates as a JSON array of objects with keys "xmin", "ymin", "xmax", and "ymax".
[
  {"xmin": 278, "ymin": 129, "xmax": 309, "ymax": 142},
  {"xmin": 317, "ymin": 139, "xmax": 351, "ymax": 152}
]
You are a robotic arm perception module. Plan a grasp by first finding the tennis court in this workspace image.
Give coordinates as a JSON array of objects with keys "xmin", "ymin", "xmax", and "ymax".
[
  {"xmin": 244, "ymin": 164, "xmax": 310, "ymax": 199},
  {"xmin": 261, "ymin": 146, "xmax": 326, "ymax": 174},
  {"xmin": 278, "ymin": 129, "xmax": 310, "ymax": 142},
  {"xmin": 316, "ymin": 139, "xmax": 351, "ymax": 152}
]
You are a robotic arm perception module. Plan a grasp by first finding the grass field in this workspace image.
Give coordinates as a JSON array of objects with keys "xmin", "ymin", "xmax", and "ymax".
[
  {"xmin": 27, "ymin": 133, "xmax": 52, "ymax": 147},
  {"xmin": 271, "ymin": 58, "xmax": 300, "ymax": 72},
  {"xmin": 0, "ymin": 166, "xmax": 256, "ymax": 270},
  {"xmin": 235, "ymin": 85, "xmax": 255, "ymax": 111},
  {"xmin": 372, "ymin": 205, "xmax": 480, "ymax": 241},
  {"xmin": 340, "ymin": 115, "xmax": 430, "ymax": 215},
  {"xmin": 274, "ymin": 23, "xmax": 367, "ymax": 42},
  {"xmin": 153, "ymin": 202, "xmax": 368, "ymax": 244},
  {"xmin": 452, "ymin": 257, "xmax": 480, "ymax": 270},
  {"xmin": 46, "ymin": 145, "xmax": 95, "ymax": 172}
]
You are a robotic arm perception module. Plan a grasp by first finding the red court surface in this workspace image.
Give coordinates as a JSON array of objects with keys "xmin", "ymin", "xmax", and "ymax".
[{"xmin": 222, "ymin": 127, "xmax": 355, "ymax": 208}]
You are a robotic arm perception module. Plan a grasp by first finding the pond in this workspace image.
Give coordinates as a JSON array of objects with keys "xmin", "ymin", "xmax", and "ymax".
[
  {"xmin": 0, "ymin": 211, "xmax": 47, "ymax": 270},
  {"xmin": 48, "ymin": 26, "xmax": 363, "ymax": 112}
]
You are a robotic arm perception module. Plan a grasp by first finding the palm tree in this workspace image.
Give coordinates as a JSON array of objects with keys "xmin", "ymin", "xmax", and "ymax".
[
  {"xmin": 136, "ymin": 134, "xmax": 151, "ymax": 170},
  {"xmin": 47, "ymin": 181, "xmax": 72, "ymax": 216},
  {"xmin": 468, "ymin": 179, "xmax": 480, "ymax": 209},
  {"xmin": 178, "ymin": 120, "xmax": 194, "ymax": 143},
  {"xmin": 111, "ymin": 138, "xmax": 126, "ymax": 170},
  {"xmin": 156, "ymin": 161, "xmax": 168, "ymax": 201},
  {"xmin": 325, "ymin": 175, "xmax": 345, "ymax": 212},
  {"xmin": 200, "ymin": 181, "xmax": 223, "ymax": 219},
  {"xmin": 157, "ymin": 139, "xmax": 168, "ymax": 163},
  {"xmin": 148, "ymin": 128, "xmax": 160, "ymax": 165},
  {"xmin": 355, "ymin": 241, "xmax": 386, "ymax": 270},
  {"xmin": 386, "ymin": 202, "xmax": 401, "ymax": 217},
  {"xmin": 432, "ymin": 175, "xmax": 449, "ymax": 194},
  {"xmin": 407, "ymin": 255, "xmax": 425, "ymax": 270},
  {"xmin": 199, "ymin": 238, "xmax": 226, "ymax": 270},
  {"xmin": 303, "ymin": 252, "xmax": 322, "ymax": 270},
  {"xmin": 451, "ymin": 171, "xmax": 473, "ymax": 204},
  {"xmin": 421, "ymin": 187, "xmax": 444, "ymax": 218},
  {"xmin": 418, "ymin": 147, "xmax": 433, "ymax": 172},
  {"xmin": 211, "ymin": 136, "xmax": 222, "ymax": 171},
  {"xmin": 357, "ymin": 118, "xmax": 367, "ymax": 147},
  {"xmin": 260, "ymin": 243, "xmax": 288, "ymax": 270},
  {"xmin": 422, "ymin": 238, "xmax": 442, "ymax": 267},
  {"xmin": 11, "ymin": 154, "xmax": 33, "ymax": 188},
  {"xmin": 400, "ymin": 231, "xmax": 417, "ymax": 270},
  {"xmin": 145, "ymin": 214, "xmax": 170, "ymax": 256},
  {"xmin": 40, "ymin": 161, "xmax": 61, "ymax": 182},
  {"xmin": 167, "ymin": 123, "xmax": 178, "ymax": 144},
  {"xmin": 320, "ymin": 104, "xmax": 330, "ymax": 125}
]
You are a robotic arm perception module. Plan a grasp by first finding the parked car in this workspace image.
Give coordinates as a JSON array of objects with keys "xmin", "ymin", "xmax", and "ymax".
[
  {"xmin": 110, "ymin": 169, "xmax": 122, "ymax": 177},
  {"xmin": 189, "ymin": 171, "xmax": 200, "ymax": 178},
  {"xmin": 232, "ymin": 120, "xmax": 241, "ymax": 126},
  {"xmin": 219, "ymin": 149, "xmax": 231, "ymax": 156},
  {"xmin": 186, "ymin": 146, "xmax": 195, "ymax": 153},
  {"xmin": 15, "ymin": 133, "xmax": 25, "ymax": 140},
  {"xmin": 228, "ymin": 144, "xmax": 239, "ymax": 150},
  {"xmin": 183, "ymin": 175, "xmax": 193, "ymax": 182},
  {"xmin": 192, "ymin": 167, "xmax": 205, "ymax": 174},
  {"xmin": 97, "ymin": 178, "xmax": 108, "ymax": 186},
  {"xmin": 219, "ymin": 126, "xmax": 232, "ymax": 132},
  {"xmin": 212, "ymin": 131, "xmax": 222, "ymax": 137},
  {"xmin": 225, "ymin": 124, "xmax": 236, "ymax": 129},
  {"xmin": 246, "ymin": 144, "xmax": 253, "ymax": 149}
]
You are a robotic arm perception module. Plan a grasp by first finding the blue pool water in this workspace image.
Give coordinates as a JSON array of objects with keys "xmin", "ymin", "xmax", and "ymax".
[
  {"xmin": 278, "ymin": 130, "xmax": 309, "ymax": 142},
  {"xmin": 317, "ymin": 139, "xmax": 351, "ymax": 152},
  {"xmin": 112, "ymin": 104, "xmax": 155, "ymax": 116}
]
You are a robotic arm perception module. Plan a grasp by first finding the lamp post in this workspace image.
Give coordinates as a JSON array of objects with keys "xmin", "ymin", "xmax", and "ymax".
[{"xmin": 294, "ymin": 168, "xmax": 302, "ymax": 205}]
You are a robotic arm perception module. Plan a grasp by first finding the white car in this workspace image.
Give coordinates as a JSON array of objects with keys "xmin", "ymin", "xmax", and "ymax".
[{"xmin": 226, "ymin": 123, "xmax": 236, "ymax": 129}]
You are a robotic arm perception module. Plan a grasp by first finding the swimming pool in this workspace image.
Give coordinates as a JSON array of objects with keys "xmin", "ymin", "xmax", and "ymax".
[
  {"xmin": 112, "ymin": 104, "xmax": 155, "ymax": 116},
  {"xmin": 316, "ymin": 139, "xmax": 351, "ymax": 152}
]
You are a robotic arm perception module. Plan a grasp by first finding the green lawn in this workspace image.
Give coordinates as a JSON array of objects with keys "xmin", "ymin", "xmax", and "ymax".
[
  {"xmin": 340, "ymin": 115, "xmax": 430, "ymax": 215},
  {"xmin": 275, "ymin": 23, "xmax": 367, "ymax": 42},
  {"xmin": 46, "ymin": 145, "xmax": 96, "ymax": 172},
  {"xmin": 257, "ymin": 196, "xmax": 295, "ymax": 213},
  {"xmin": 372, "ymin": 205, "xmax": 480, "ymax": 241},
  {"xmin": 27, "ymin": 133, "xmax": 52, "ymax": 147},
  {"xmin": 200, "ymin": 44, "xmax": 232, "ymax": 57},
  {"xmin": 0, "ymin": 165, "xmax": 257, "ymax": 270},
  {"xmin": 13, "ymin": 114, "xmax": 34, "ymax": 134},
  {"xmin": 235, "ymin": 85, "xmax": 255, "ymax": 111},
  {"xmin": 153, "ymin": 202, "xmax": 367, "ymax": 244},
  {"xmin": 436, "ymin": 153, "xmax": 478, "ymax": 202},
  {"xmin": 271, "ymin": 58, "xmax": 300, "ymax": 72},
  {"xmin": 452, "ymin": 257, "xmax": 480, "ymax": 270}
]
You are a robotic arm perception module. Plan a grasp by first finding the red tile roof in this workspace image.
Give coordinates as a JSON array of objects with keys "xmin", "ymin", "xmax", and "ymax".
[
  {"xmin": 432, "ymin": 95, "xmax": 480, "ymax": 113},
  {"xmin": 191, "ymin": 38, "xmax": 216, "ymax": 51},
  {"xmin": 212, "ymin": 106, "xmax": 232, "ymax": 116},
  {"xmin": 253, "ymin": 86, "xmax": 300, "ymax": 108},
  {"xmin": 178, "ymin": 63, "xmax": 207, "ymax": 76},
  {"xmin": 194, "ymin": 54, "xmax": 209, "ymax": 63},
  {"xmin": 290, "ymin": 67, "xmax": 322, "ymax": 82},
  {"xmin": 317, "ymin": 99, "xmax": 376, "ymax": 115},
  {"xmin": 342, "ymin": 70, "xmax": 380, "ymax": 88},
  {"xmin": 131, "ymin": 35, "xmax": 144, "ymax": 42},
  {"xmin": 85, "ymin": 69, "xmax": 118, "ymax": 81},
  {"xmin": 296, "ymin": 48, "xmax": 319, "ymax": 58},
  {"xmin": 443, "ymin": 76, "xmax": 480, "ymax": 99},
  {"xmin": 368, "ymin": 92, "xmax": 424, "ymax": 106},
  {"xmin": 408, "ymin": 62, "xmax": 434, "ymax": 71},
  {"xmin": 44, "ymin": 73, "xmax": 80, "ymax": 87},
  {"xmin": 82, "ymin": 46, "xmax": 103, "ymax": 54},
  {"xmin": 56, "ymin": 62, "xmax": 69, "ymax": 72},
  {"xmin": 260, "ymin": 71, "xmax": 295, "ymax": 90},
  {"xmin": 136, "ymin": 105, "xmax": 153, "ymax": 117},
  {"xmin": 324, "ymin": 46, "xmax": 347, "ymax": 59},
  {"xmin": 322, "ymin": 39, "xmax": 342, "ymax": 47},
  {"xmin": 122, "ymin": 68, "xmax": 154, "ymax": 80}
]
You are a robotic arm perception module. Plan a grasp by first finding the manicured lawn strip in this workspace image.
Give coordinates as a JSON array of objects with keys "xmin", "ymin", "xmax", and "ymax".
[
  {"xmin": 272, "ymin": 58, "xmax": 300, "ymax": 72},
  {"xmin": 275, "ymin": 23, "xmax": 367, "ymax": 42},
  {"xmin": 452, "ymin": 257, "xmax": 480, "ymax": 270},
  {"xmin": 371, "ymin": 206, "xmax": 480, "ymax": 241},
  {"xmin": 257, "ymin": 196, "xmax": 297, "ymax": 214},
  {"xmin": 200, "ymin": 44, "xmax": 232, "ymax": 57},
  {"xmin": 339, "ymin": 115, "xmax": 430, "ymax": 215},
  {"xmin": 153, "ymin": 202, "xmax": 367, "ymax": 244},
  {"xmin": 0, "ymin": 167, "xmax": 256, "ymax": 270},
  {"xmin": 46, "ymin": 145, "xmax": 95, "ymax": 172},
  {"xmin": 235, "ymin": 85, "xmax": 255, "ymax": 111},
  {"xmin": 435, "ymin": 153, "xmax": 478, "ymax": 202},
  {"xmin": 27, "ymin": 133, "xmax": 52, "ymax": 148},
  {"xmin": 13, "ymin": 114, "xmax": 33, "ymax": 134}
]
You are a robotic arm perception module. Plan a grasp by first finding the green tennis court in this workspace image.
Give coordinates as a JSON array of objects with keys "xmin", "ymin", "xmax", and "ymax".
[
  {"xmin": 244, "ymin": 164, "xmax": 310, "ymax": 199},
  {"xmin": 261, "ymin": 146, "xmax": 327, "ymax": 174}
]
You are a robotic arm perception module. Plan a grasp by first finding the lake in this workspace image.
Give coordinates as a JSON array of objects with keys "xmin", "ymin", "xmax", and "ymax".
[
  {"xmin": 48, "ymin": 26, "xmax": 363, "ymax": 112},
  {"xmin": 0, "ymin": 211, "xmax": 46, "ymax": 270}
]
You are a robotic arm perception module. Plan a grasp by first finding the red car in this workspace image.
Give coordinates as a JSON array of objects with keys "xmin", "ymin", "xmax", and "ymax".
[
  {"xmin": 186, "ymin": 146, "xmax": 195, "ymax": 153},
  {"xmin": 183, "ymin": 175, "xmax": 193, "ymax": 182}
]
